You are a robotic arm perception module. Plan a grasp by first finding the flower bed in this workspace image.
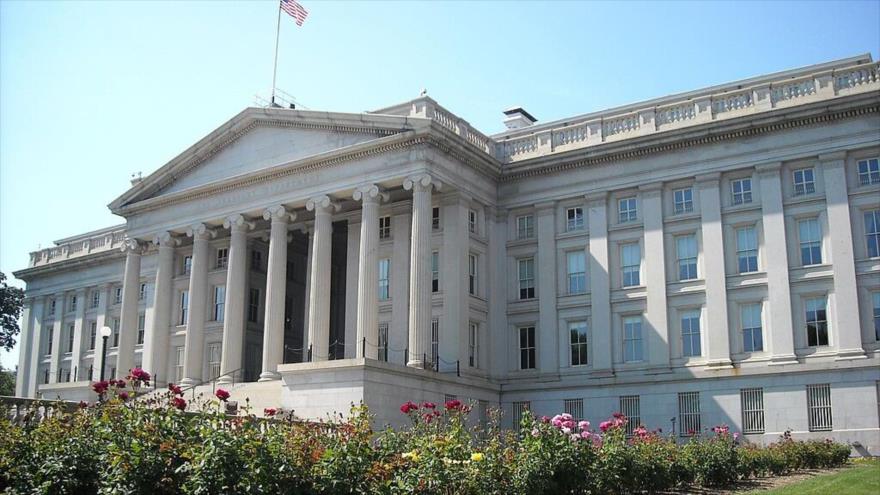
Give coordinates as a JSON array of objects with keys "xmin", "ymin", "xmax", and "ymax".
[{"xmin": 0, "ymin": 373, "xmax": 851, "ymax": 494}]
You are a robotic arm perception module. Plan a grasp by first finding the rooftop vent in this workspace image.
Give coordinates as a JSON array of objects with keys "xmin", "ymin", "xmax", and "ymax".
[{"xmin": 503, "ymin": 107, "xmax": 537, "ymax": 130}]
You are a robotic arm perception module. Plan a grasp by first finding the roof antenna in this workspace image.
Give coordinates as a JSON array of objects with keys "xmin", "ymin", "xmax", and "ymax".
[{"xmin": 420, "ymin": 88, "xmax": 428, "ymax": 97}]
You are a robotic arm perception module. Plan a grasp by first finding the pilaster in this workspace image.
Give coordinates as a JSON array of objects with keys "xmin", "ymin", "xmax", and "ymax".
[
  {"xmin": 26, "ymin": 297, "xmax": 46, "ymax": 395},
  {"xmin": 535, "ymin": 200, "xmax": 559, "ymax": 374},
  {"xmin": 15, "ymin": 297, "xmax": 34, "ymax": 396},
  {"xmin": 48, "ymin": 292, "xmax": 63, "ymax": 383},
  {"xmin": 639, "ymin": 183, "xmax": 670, "ymax": 368},
  {"xmin": 70, "ymin": 288, "xmax": 87, "ymax": 380},
  {"xmin": 390, "ymin": 201, "xmax": 412, "ymax": 364},
  {"xmin": 696, "ymin": 173, "xmax": 732, "ymax": 368},
  {"xmin": 441, "ymin": 190, "xmax": 470, "ymax": 370},
  {"xmin": 586, "ymin": 192, "xmax": 613, "ymax": 375}
]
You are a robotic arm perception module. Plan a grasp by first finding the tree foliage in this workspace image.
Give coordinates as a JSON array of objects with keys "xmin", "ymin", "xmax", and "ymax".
[{"xmin": 0, "ymin": 272, "xmax": 24, "ymax": 352}]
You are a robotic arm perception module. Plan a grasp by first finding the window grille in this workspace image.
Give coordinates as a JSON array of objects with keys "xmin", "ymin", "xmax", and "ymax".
[
  {"xmin": 731, "ymin": 178, "xmax": 752, "ymax": 204},
  {"xmin": 379, "ymin": 216, "xmax": 392, "ymax": 239},
  {"xmin": 740, "ymin": 388, "xmax": 765, "ymax": 434},
  {"xmin": 512, "ymin": 401, "xmax": 530, "ymax": 430},
  {"xmin": 857, "ymin": 158, "xmax": 880, "ymax": 185},
  {"xmin": 564, "ymin": 398, "xmax": 584, "ymax": 420},
  {"xmin": 620, "ymin": 395, "xmax": 641, "ymax": 436},
  {"xmin": 678, "ymin": 391, "xmax": 701, "ymax": 436},
  {"xmin": 807, "ymin": 384, "xmax": 832, "ymax": 432},
  {"xmin": 566, "ymin": 207, "xmax": 584, "ymax": 231},
  {"xmin": 673, "ymin": 187, "xmax": 694, "ymax": 214},
  {"xmin": 793, "ymin": 167, "xmax": 815, "ymax": 195}
]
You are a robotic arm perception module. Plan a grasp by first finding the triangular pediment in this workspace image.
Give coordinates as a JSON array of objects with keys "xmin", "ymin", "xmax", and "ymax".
[{"xmin": 111, "ymin": 107, "xmax": 417, "ymax": 212}]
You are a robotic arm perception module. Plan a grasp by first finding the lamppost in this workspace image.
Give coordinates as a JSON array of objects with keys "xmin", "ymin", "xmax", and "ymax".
[{"xmin": 99, "ymin": 326, "xmax": 113, "ymax": 381}]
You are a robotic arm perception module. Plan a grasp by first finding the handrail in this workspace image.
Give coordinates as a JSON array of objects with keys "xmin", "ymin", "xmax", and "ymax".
[{"xmin": 178, "ymin": 367, "xmax": 245, "ymax": 400}]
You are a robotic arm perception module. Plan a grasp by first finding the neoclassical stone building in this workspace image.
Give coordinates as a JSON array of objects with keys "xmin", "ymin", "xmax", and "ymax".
[{"xmin": 13, "ymin": 54, "xmax": 880, "ymax": 452}]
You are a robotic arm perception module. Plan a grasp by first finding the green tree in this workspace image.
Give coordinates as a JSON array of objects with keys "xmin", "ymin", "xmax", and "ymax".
[
  {"xmin": 0, "ymin": 365, "xmax": 14, "ymax": 396},
  {"xmin": 0, "ymin": 272, "xmax": 24, "ymax": 351}
]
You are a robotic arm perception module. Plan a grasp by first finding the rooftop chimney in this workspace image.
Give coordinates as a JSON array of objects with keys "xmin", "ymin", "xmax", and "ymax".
[{"xmin": 503, "ymin": 107, "xmax": 537, "ymax": 130}]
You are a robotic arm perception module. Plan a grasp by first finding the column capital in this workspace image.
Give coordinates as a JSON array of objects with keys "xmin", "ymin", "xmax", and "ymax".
[
  {"xmin": 223, "ymin": 214, "xmax": 256, "ymax": 233},
  {"xmin": 153, "ymin": 231, "xmax": 181, "ymax": 248},
  {"xmin": 755, "ymin": 161, "xmax": 783, "ymax": 176},
  {"xmin": 306, "ymin": 195, "xmax": 341, "ymax": 214},
  {"xmin": 120, "ymin": 237, "xmax": 145, "ymax": 255},
  {"xmin": 186, "ymin": 223, "xmax": 217, "ymax": 240},
  {"xmin": 694, "ymin": 172, "xmax": 722, "ymax": 185},
  {"xmin": 403, "ymin": 173, "xmax": 442, "ymax": 192},
  {"xmin": 535, "ymin": 200, "xmax": 555, "ymax": 213},
  {"xmin": 637, "ymin": 182, "xmax": 664, "ymax": 195},
  {"xmin": 585, "ymin": 191, "xmax": 608, "ymax": 206},
  {"xmin": 352, "ymin": 184, "xmax": 389, "ymax": 204},
  {"xmin": 818, "ymin": 151, "xmax": 848, "ymax": 163},
  {"xmin": 262, "ymin": 205, "xmax": 296, "ymax": 223}
]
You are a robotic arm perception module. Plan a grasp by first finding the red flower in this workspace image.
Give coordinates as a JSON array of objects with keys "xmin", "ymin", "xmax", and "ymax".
[
  {"xmin": 119, "ymin": 391, "xmax": 129, "ymax": 401},
  {"xmin": 444, "ymin": 399, "xmax": 462, "ymax": 411},
  {"xmin": 115, "ymin": 379, "xmax": 126, "ymax": 389},
  {"xmin": 92, "ymin": 380, "xmax": 109, "ymax": 395},
  {"xmin": 400, "ymin": 401, "xmax": 419, "ymax": 414},
  {"xmin": 422, "ymin": 401, "xmax": 436, "ymax": 409},
  {"xmin": 215, "ymin": 388, "xmax": 230, "ymax": 401},
  {"xmin": 172, "ymin": 397, "xmax": 187, "ymax": 411},
  {"xmin": 168, "ymin": 383, "xmax": 183, "ymax": 396},
  {"xmin": 264, "ymin": 408, "xmax": 277, "ymax": 416},
  {"xmin": 128, "ymin": 367, "xmax": 151, "ymax": 385},
  {"xmin": 78, "ymin": 401, "xmax": 89, "ymax": 408},
  {"xmin": 423, "ymin": 413, "xmax": 434, "ymax": 423}
]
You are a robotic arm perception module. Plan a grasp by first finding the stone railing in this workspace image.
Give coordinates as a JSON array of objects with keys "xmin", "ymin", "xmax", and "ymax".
[
  {"xmin": 29, "ymin": 226, "xmax": 127, "ymax": 268},
  {"xmin": 495, "ymin": 59, "xmax": 880, "ymax": 163},
  {"xmin": 1, "ymin": 396, "xmax": 79, "ymax": 425}
]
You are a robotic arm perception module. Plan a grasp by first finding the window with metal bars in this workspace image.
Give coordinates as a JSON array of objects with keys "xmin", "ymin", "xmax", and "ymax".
[
  {"xmin": 566, "ymin": 207, "xmax": 584, "ymax": 231},
  {"xmin": 378, "ymin": 323, "xmax": 388, "ymax": 362},
  {"xmin": 378, "ymin": 216, "xmax": 392, "ymax": 239},
  {"xmin": 216, "ymin": 248, "xmax": 229, "ymax": 269},
  {"xmin": 432, "ymin": 207, "xmax": 440, "ymax": 230},
  {"xmin": 137, "ymin": 314, "xmax": 145, "ymax": 345},
  {"xmin": 807, "ymin": 384, "xmax": 832, "ymax": 432},
  {"xmin": 678, "ymin": 391, "xmax": 701, "ymax": 436},
  {"xmin": 740, "ymin": 388, "xmax": 765, "ymax": 434},
  {"xmin": 207, "ymin": 343, "xmax": 221, "ymax": 379},
  {"xmin": 731, "ymin": 177, "xmax": 752, "ymax": 204},
  {"xmin": 793, "ymin": 167, "xmax": 815, "ymax": 195},
  {"xmin": 512, "ymin": 401, "xmax": 530, "ymax": 430},
  {"xmin": 431, "ymin": 318, "xmax": 439, "ymax": 367},
  {"xmin": 564, "ymin": 398, "xmax": 584, "ymax": 420},
  {"xmin": 620, "ymin": 395, "xmax": 641, "ymax": 437},
  {"xmin": 857, "ymin": 158, "xmax": 880, "ymax": 185},
  {"xmin": 673, "ymin": 187, "xmax": 694, "ymax": 214}
]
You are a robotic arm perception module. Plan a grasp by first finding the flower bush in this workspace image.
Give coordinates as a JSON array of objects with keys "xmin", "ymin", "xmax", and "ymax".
[{"xmin": 0, "ymin": 380, "xmax": 853, "ymax": 494}]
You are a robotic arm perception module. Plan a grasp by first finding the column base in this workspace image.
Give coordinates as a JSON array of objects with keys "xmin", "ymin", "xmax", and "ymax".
[
  {"xmin": 216, "ymin": 376, "xmax": 233, "ymax": 386},
  {"xmin": 258, "ymin": 371, "xmax": 280, "ymax": 382},
  {"xmin": 835, "ymin": 348, "xmax": 867, "ymax": 361},
  {"xmin": 179, "ymin": 377, "xmax": 199, "ymax": 388},
  {"xmin": 407, "ymin": 359, "xmax": 426, "ymax": 369},
  {"xmin": 769, "ymin": 354, "xmax": 799, "ymax": 366},
  {"xmin": 589, "ymin": 369, "xmax": 615, "ymax": 379},
  {"xmin": 705, "ymin": 359, "xmax": 733, "ymax": 369}
]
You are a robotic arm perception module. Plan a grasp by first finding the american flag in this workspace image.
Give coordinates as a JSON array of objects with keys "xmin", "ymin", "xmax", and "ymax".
[{"xmin": 280, "ymin": 0, "xmax": 308, "ymax": 27}]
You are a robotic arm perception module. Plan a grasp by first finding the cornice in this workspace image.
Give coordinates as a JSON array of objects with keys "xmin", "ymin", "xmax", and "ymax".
[
  {"xmin": 500, "ymin": 94, "xmax": 880, "ymax": 182},
  {"xmin": 13, "ymin": 249, "xmax": 126, "ymax": 281}
]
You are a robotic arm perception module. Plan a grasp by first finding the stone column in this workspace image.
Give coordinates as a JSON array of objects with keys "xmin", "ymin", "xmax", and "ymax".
[
  {"xmin": 441, "ymin": 191, "xmax": 470, "ymax": 369},
  {"xmin": 639, "ymin": 184, "xmax": 670, "ymax": 368},
  {"xmin": 306, "ymin": 195, "xmax": 338, "ymax": 362},
  {"xmin": 404, "ymin": 174, "xmax": 440, "ymax": 368},
  {"xmin": 390, "ymin": 202, "xmax": 412, "ymax": 364},
  {"xmin": 260, "ymin": 206, "xmax": 293, "ymax": 381},
  {"xmin": 219, "ymin": 215, "xmax": 254, "ymax": 384},
  {"xmin": 697, "ymin": 173, "xmax": 732, "ymax": 368},
  {"xmin": 487, "ymin": 207, "xmax": 509, "ymax": 376},
  {"xmin": 344, "ymin": 218, "xmax": 360, "ymax": 359},
  {"xmin": 48, "ymin": 292, "xmax": 63, "ymax": 383},
  {"xmin": 820, "ymin": 153, "xmax": 866, "ymax": 360},
  {"xmin": 144, "ymin": 233, "xmax": 177, "ymax": 385},
  {"xmin": 70, "ymin": 288, "xmax": 87, "ymax": 380},
  {"xmin": 181, "ymin": 225, "xmax": 214, "ymax": 386},
  {"xmin": 586, "ymin": 192, "xmax": 613, "ymax": 375},
  {"xmin": 536, "ymin": 201, "xmax": 559, "ymax": 373},
  {"xmin": 92, "ymin": 285, "xmax": 111, "ymax": 383},
  {"xmin": 15, "ymin": 297, "xmax": 34, "ymax": 396},
  {"xmin": 116, "ymin": 239, "xmax": 144, "ymax": 379},
  {"xmin": 353, "ymin": 185, "xmax": 386, "ymax": 359},
  {"xmin": 26, "ymin": 297, "xmax": 46, "ymax": 396},
  {"xmin": 756, "ymin": 163, "xmax": 798, "ymax": 365}
]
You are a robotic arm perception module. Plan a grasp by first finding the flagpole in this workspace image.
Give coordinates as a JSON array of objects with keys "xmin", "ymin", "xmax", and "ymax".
[{"xmin": 270, "ymin": 1, "xmax": 283, "ymax": 106}]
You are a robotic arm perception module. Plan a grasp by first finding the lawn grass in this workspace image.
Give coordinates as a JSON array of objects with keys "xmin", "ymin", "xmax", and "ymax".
[{"xmin": 748, "ymin": 458, "xmax": 880, "ymax": 494}]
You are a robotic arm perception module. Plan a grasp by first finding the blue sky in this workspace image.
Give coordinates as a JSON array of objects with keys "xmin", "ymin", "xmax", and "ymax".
[{"xmin": 1, "ymin": 0, "xmax": 878, "ymax": 367}]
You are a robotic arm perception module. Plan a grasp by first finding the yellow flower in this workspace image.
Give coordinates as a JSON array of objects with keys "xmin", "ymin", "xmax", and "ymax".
[
  {"xmin": 402, "ymin": 451, "xmax": 420, "ymax": 462},
  {"xmin": 470, "ymin": 452, "xmax": 484, "ymax": 462}
]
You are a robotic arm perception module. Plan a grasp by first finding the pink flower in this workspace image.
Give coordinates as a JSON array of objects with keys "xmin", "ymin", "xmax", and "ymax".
[
  {"xmin": 562, "ymin": 427, "xmax": 572, "ymax": 435},
  {"xmin": 172, "ymin": 397, "xmax": 187, "ymax": 411},
  {"xmin": 128, "ymin": 367, "xmax": 151, "ymax": 385},
  {"xmin": 560, "ymin": 413, "xmax": 573, "ymax": 421},
  {"xmin": 562, "ymin": 419, "xmax": 576, "ymax": 430},
  {"xmin": 215, "ymin": 388, "xmax": 230, "ymax": 401},
  {"xmin": 733, "ymin": 432, "xmax": 740, "ymax": 440},
  {"xmin": 400, "ymin": 401, "xmax": 418, "ymax": 414},
  {"xmin": 580, "ymin": 430, "xmax": 592, "ymax": 439},
  {"xmin": 531, "ymin": 428, "xmax": 540, "ymax": 437},
  {"xmin": 551, "ymin": 415, "xmax": 564, "ymax": 428},
  {"xmin": 570, "ymin": 433, "xmax": 581, "ymax": 441},
  {"xmin": 578, "ymin": 420, "xmax": 590, "ymax": 431},
  {"xmin": 264, "ymin": 408, "xmax": 277, "ymax": 416},
  {"xmin": 540, "ymin": 415, "xmax": 551, "ymax": 424},
  {"xmin": 422, "ymin": 401, "xmax": 436, "ymax": 409},
  {"xmin": 118, "ymin": 391, "xmax": 129, "ymax": 401},
  {"xmin": 444, "ymin": 399, "xmax": 462, "ymax": 411},
  {"xmin": 92, "ymin": 380, "xmax": 109, "ymax": 395},
  {"xmin": 115, "ymin": 379, "xmax": 126, "ymax": 389},
  {"xmin": 599, "ymin": 421, "xmax": 612, "ymax": 432}
]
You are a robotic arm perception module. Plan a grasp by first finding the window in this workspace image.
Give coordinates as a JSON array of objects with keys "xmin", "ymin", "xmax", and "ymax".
[
  {"xmin": 620, "ymin": 395, "xmax": 641, "ymax": 436},
  {"xmin": 731, "ymin": 177, "xmax": 753, "ymax": 205},
  {"xmin": 468, "ymin": 210, "xmax": 477, "ymax": 234},
  {"xmin": 623, "ymin": 316, "xmax": 643, "ymax": 362},
  {"xmin": 431, "ymin": 252, "xmax": 440, "ymax": 292},
  {"xmin": 518, "ymin": 258, "xmax": 535, "ymax": 299},
  {"xmin": 740, "ymin": 388, "xmax": 765, "ymax": 434},
  {"xmin": 431, "ymin": 318, "xmax": 439, "ymax": 368},
  {"xmin": 807, "ymin": 384, "xmax": 832, "ymax": 432},
  {"xmin": 174, "ymin": 346, "xmax": 185, "ymax": 383},
  {"xmin": 676, "ymin": 235, "xmax": 698, "ymax": 281},
  {"xmin": 805, "ymin": 296, "xmax": 829, "ymax": 347},
  {"xmin": 566, "ymin": 251, "xmax": 586, "ymax": 294},
  {"xmin": 569, "ymin": 321, "xmax": 589, "ymax": 366},
  {"xmin": 736, "ymin": 226, "xmax": 758, "ymax": 273},
  {"xmin": 873, "ymin": 292, "xmax": 880, "ymax": 341},
  {"xmin": 213, "ymin": 286, "xmax": 226, "ymax": 321},
  {"xmin": 516, "ymin": 215, "xmax": 534, "ymax": 239},
  {"xmin": 681, "ymin": 310, "xmax": 702, "ymax": 357},
  {"xmin": 618, "ymin": 197, "xmax": 638, "ymax": 223},
  {"xmin": 216, "ymin": 248, "xmax": 229, "ymax": 269},
  {"xmin": 139, "ymin": 282, "xmax": 147, "ymax": 301},
  {"xmin": 179, "ymin": 291, "xmax": 189, "ymax": 326},
  {"xmin": 183, "ymin": 255, "xmax": 193, "ymax": 275},
  {"xmin": 112, "ymin": 318, "xmax": 120, "ymax": 347},
  {"xmin": 46, "ymin": 329, "xmax": 53, "ymax": 355},
  {"xmin": 378, "ymin": 323, "xmax": 388, "ymax": 362},
  {"xmin": 512, "ymin": 401, "xmax": 530, "ymax": 430},
  {"xmin": 90, "ymin": 290, "xmax": 100, "ymax": 309},
  {"xmin": 621, "ymin": 243, "xmax": 640, "ymax": 287},
  {"xmin": 519, "ymin": 326, "xmax": 536, "ymax": 370},
  {"xmin": 49, "ymin": 299, "xmax": 56, "ymax": 315},
  {"xmin": 865, "ymin": 210, "xmax": 880, "ymax": 258},
  {"xmin": 379, "ymin": 216, "xmax": 392, "ymax": 239},
  {"xmin": 468, "ymin": 322, "xmax": 479, "ymax": 368},
  {"xmin": 114, "ymin": 287, "xmax": 122, "ymax": 304},
  {"xmin": 378, "ymin": 259, "xmax": 390, "ymax": 300},
  {"xmin": 67, "ymin": 323, "xmax": 75, "ymax": 353},
  {"xmin": 793, "ymin": 167, "xmax": 815, "ymax": 195},
  {"xmin": 137, "ymin": 314, "xmax": 145, "ymax": 345},
  {"xmin": 251, "ymin": 250, "xmax": 262, "ymax": 270},
  {"xmin": 89, "ymin": 321, "xmax": 97, "ymax": 350},
  {"xmin": 69, "ymin": 295, "xmax": 77, "ymax": 312},
  {"xmin": 857, "ymin": 158, "xmax": 880, "ymax": 185},
  {"xmin": 566, "ymin": 207, "xmax": 584, "ymax": 231},
  {"xmin": 673, "ymin": 187, "xmax": 694, "ymax": 214},
  {"xmin": 564, "ymin": 398, "xmax": 584, "ymax": 420},
  {"xmin": 468, "ymin": 254, "xmax": 477, "ymax": 295},
  {"xmin": 741, "ymin": 304, "xmax": 764, "ymax": 352},
  {"xmin": 247, "ymin": 288, "xmax": 260, "ymax": 323},
  {"xmin": 798, "ymin": 218, "xmax": 822, "ymax": 266},
  {"xmin": 432, "ymin": 207, "xmax": 440, "ymax": 230},
  {"xmin": 678, "ymin": 391, "xmax": 701, "ymax": 436},
  {"xmin": 207, "ymin": 343, "xmax": 221, "ymax": 379}
]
